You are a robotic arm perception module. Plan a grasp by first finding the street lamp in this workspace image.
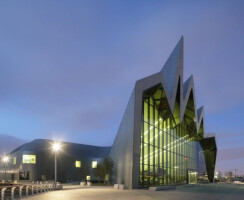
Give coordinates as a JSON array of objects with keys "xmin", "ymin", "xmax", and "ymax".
[
  {"xmin": 2, "ymin": 156, "xmax": 9, "ymax": 183},
  {"xmin": 52, "ymin": 142, "xmax": 61, "ymax": 189}
]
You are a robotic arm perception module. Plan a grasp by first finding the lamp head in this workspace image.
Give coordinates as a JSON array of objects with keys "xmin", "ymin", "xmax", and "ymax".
[
  {"xmin": 3, "ymin": 156, "xmax": 9, "ymax": 163},
  {"xmin": 52, "ymin": 142, "xmax": 61, "ymax": 152}
]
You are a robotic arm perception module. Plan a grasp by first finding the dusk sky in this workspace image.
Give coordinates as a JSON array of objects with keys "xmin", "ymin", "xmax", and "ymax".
[{"xmin": 0, "ymin": 1, "xmax": 244, "ymax": 175}]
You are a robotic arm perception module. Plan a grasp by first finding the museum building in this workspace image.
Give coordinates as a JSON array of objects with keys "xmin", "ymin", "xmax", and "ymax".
[{"xmin": 110, "ymin": 37, "xmax": 217, "ymax": 188}]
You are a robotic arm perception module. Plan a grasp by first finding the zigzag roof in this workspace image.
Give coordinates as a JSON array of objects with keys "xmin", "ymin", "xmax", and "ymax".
[
  {"xmin": 110, "ymin": 37, "xmax": 217, "ymax": 188},
  {"xmin": 135, "ymin": 36, "xmax": 204, "ymax": 135}
]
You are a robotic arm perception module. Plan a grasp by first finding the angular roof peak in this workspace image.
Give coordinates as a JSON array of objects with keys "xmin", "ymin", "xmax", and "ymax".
[
  {"xmin": 161, "ymin": 36, "xmax": 183, "ymax": 98},
  {"xmin": 197, "ymin": 106, "xmax": 204, "ymax": 122},
  {"xmin": 183, "ymin": 75, "xmax": 193, "ymax": 99}
]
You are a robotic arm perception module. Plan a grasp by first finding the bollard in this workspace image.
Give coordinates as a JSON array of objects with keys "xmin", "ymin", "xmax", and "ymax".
[
  {"xmin": 1, "ymin": 188, "xmax": 7, "ymax": 200},
  {"xmin": 11, "ymin": 187, "xmax": 16, "ymax": 200},
  {"xmin": 40, "ymin": 185, "xmax": 42, "ymax": 193},
  {"xmin": 31, "ymin": 185, "xmax": 34, "ymax": 195},
  {"xmin": 49, "ymin": 184, "xmax": 52, "ymax": 191},
  {"xmin": 36, "ymin": 185, "xmax": 39, "ymax": 194},
  {"xmin": 19, "ymin": 186, "xmax": 24, "ymax": 199},
  {"xmin": 26, "ymin": 185, "xmax": 29, "ymax": 197}
]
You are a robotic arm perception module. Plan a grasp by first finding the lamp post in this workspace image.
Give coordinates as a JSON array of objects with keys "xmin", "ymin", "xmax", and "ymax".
[
  {"xmin": 2, "ymin": 156, "xmax": 9, "ymax": 183},
  {"xmin": 52, "ymin": 142, "xmax": 60, "ymax": 189}
]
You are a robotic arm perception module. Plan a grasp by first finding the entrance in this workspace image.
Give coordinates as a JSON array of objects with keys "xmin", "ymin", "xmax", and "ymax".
[{"xmin": 188, "ymin": 171, "xmax": 198, "ymax": 184}]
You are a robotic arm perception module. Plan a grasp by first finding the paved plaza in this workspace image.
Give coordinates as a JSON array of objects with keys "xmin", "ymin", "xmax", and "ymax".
[{"xmin": 26, "ymin": 183, "xmax": 244, "ymax": 200}]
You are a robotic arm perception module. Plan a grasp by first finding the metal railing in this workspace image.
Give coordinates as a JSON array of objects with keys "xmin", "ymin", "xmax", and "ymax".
[{"xmin": 0, "ymin": 182, "xmax": 55, "ymax": 200}]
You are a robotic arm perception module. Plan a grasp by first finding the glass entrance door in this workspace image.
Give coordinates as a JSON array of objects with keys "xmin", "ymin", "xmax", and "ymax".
[{"xmin": 188, "ymin": 171, "xmax": 198, "ymax": 184}]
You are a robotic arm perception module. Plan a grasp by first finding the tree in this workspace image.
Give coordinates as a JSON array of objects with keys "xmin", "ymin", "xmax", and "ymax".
[
  {"xmin": 102, "ymin": 157, "xmax": 114, "ymax": 184},
  {"xmin": 225, "ymin": 171, "xmax": 233, "ymax": 179},
  {"xmin": 93, "ymin": 157, "xmax": 114, "ymax": 184},
  {"xmin": 93, "ymin": 163, "xmax": 104, "ymax": 183}
]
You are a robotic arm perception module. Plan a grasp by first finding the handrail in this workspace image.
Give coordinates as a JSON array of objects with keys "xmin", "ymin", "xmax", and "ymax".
[
  {"xmin": 1, "ymin": 188, "xmax": 7, "ymax": 200},
  {"xmin": 0, "ymin": 182, "xmax": 55, "ymax": 199},
  {"xmin": 26, "ymin": 185, "xmax": 29, "ymax": 197},
  {"xmin": 19, "ymin": 186, "xmax": 24, "ymax": 198},
  {"xmin": 11, "ymin": 187, "xmax": 16, "ymax": 200}
]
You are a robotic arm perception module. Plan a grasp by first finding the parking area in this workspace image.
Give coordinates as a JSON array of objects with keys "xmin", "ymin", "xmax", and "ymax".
[{"xmin": 26, "ymin": 183, "xmax": 244, "ymax": 200}]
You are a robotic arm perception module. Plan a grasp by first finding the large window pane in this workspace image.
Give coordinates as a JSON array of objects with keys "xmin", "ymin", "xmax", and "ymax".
[{"xmin": 22, "ymin": 155, "xmax": 36, "ymax": 164}]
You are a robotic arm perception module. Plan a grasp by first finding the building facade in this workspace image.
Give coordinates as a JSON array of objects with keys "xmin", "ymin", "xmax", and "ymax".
[
  {"xmin": 0, "ymin": 139, "xmax": 111, "ymax": 182},
  {"xmin": 110, "ymin": 37, "xmax": 217, "ymax": 188}
]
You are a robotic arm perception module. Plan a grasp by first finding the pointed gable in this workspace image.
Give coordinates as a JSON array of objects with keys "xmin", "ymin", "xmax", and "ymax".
[
  {"xmin": 197, "ymin": 106, "xmax": 204, "ymax": 123},
  {"xmin": 183, "ymin": 75, "xmax": 193, "ymax": 99},
  {"xmin": 161, "ymin": 36, "xmax": 183, "ymax": 98}
]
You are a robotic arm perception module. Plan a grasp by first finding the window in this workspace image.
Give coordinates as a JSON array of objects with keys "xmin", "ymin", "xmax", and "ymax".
[
  {"xmin": 22, "ymin": 155, "xmax": 36, "ymax": 164},
  {"xmin": 92, "ymin": 161, "xmax": 97, "ymax": 168},
  {"xmin": 75, "ymin": 161, "xmax": 81, "ymax": 168},
  {"xmin": 13, "ymin": 157, "xmax": 16, "ymax": 165},
  {"xmin": 86, "ymin": 175, "xmax": 90, "ymax": 180}
]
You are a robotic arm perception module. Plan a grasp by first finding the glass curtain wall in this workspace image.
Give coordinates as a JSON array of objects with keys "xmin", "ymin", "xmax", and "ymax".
[{"xmin": 139, "ymin": 85, "xmax": 205, "ymax": 187}]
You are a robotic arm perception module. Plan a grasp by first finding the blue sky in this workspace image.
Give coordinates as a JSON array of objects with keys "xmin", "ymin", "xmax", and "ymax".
[{"xmin": 0, "ymin": 0, "xmax": 244, "ymax": 174}]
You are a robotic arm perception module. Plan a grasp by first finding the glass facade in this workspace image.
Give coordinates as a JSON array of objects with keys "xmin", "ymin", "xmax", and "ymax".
[{"xmin": 139, "ymin": 85, "xmax": 206, "ymax": 187}]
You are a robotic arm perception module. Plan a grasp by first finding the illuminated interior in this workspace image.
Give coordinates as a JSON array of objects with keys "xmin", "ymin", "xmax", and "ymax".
[
  {"xmin": 22, "ymin": 155, "xmax": 36, "ymax": 164},
  {"xmin": 92, "ymin": 161, "xmax": 98, "ymax": 168},
  {"xmin": 139, "ymin": 83, "xmax": 207, "ymax": 187},
  {"xmin": 13, "ymin": 157, "xmax": 16, "ymax": 165},
  {"xmin": 75, "ymin": 160, "xmax": 81, "ymax": 168}
]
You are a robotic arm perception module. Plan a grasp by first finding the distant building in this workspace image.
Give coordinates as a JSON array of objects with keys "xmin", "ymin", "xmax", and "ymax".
[
  {"xmin": 1, "ymin": 37, "xmax": 217, "ymax": 189},
  {"xmin": 0, "ymin": 139, "xmax": 111, "ymax": 182}
]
